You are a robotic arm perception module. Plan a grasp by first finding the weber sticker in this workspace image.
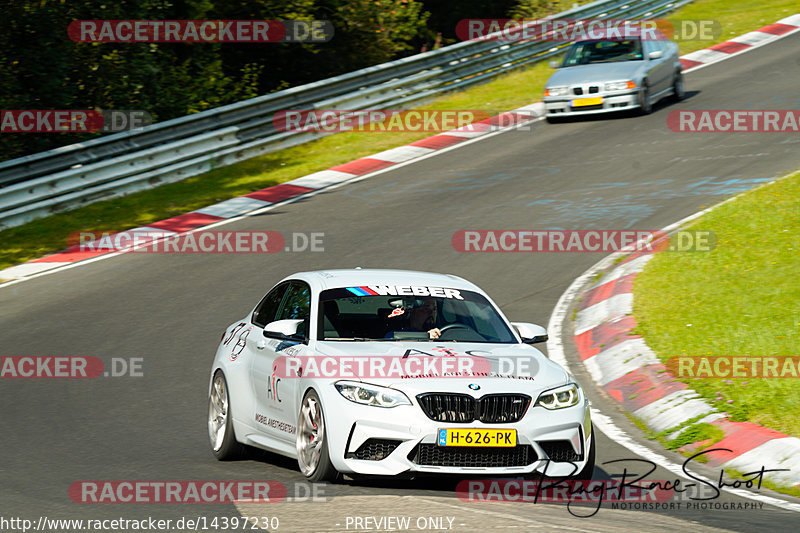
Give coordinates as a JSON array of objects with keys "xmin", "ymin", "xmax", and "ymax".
[{"xmin": 346, "ymin": 286, "xmax": 464, "ymax": 299}]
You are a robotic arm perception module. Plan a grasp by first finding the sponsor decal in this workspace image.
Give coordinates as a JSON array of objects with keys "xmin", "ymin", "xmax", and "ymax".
[
  {"xmin": 255, "ymin": 413, "xmax": 296, "ymax": 434},
  {"xmin": 223, "ymin": 323, "xmax": 253, "ymax": 361},
  {"xmin": 346, "ymin": 286, "xmax": 464, "ymax": 299},
  {"xmin": 267, "ymin": 372, "xmax": 281, "ymax": 403},
  {"xmin": 387, "ymin": 307, "xmax": 405, "ymax": 318}
]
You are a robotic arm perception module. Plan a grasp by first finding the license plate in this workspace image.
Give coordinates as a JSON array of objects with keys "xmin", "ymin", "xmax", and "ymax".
[
  {"xmin": 437, "ymin": 428, "xmax": 516, "ymax": 447},
  {"xmin": 571, "ymin": 97, "xmax": 603, "ymax": 107}
]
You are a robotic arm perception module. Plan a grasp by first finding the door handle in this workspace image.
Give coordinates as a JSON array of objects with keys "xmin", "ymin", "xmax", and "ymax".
[{"xmin": 256, "ymin": 339, "xmax": 266, "ymax": 350}]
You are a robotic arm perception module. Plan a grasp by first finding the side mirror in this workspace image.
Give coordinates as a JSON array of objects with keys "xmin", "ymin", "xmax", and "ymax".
[
  {"xmin": 648, "ymin": 50, "xmax": 663, "ymax": 60},
  {"xmin": 264, "ymin": 319, "xmax": 304, "ymax": 339},
  {"xmin": 549, "ymin": 60, "xmax": 561, "ymax": 69},
  {"xmin": 511, "ymin": 322, "xmax": 548, "ymax": 344}
]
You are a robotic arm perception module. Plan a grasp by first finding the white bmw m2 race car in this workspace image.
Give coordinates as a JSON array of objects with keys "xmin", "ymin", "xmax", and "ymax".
[{"xmin": 208, "ymin": 269, "xmax": 594, "ymax": 481}]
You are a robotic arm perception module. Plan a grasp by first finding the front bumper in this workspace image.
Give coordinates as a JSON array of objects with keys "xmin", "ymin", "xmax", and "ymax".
[
  {"xmin": 321, "ymin": 386, "xmax": 593, "ymax": 477},
  {"xmin": 544, "ymin": 90, "xmax": 639, "ymax": 117}
]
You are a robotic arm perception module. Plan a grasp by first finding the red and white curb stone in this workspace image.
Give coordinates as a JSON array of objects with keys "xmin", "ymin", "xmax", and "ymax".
[
  {"xmin": 679, "ymin": 14, "xmax": 800, "ymax": 71},
  {"xmin": 573, "ymin": 234, "xmax": 800, "ymax": 490},
  {"xmin": 2, "ymin": 13, "xmax": 799, "ymax": 282}
]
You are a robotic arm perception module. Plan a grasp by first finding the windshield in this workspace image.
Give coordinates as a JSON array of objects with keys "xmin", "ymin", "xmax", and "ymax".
[
  {"xmin": 318, "ymin": 286, "xmax": 517, "ymax": 343},
  {"xmin": 563, "ymin": 39, "xmax": 643, "ymax": 66}
]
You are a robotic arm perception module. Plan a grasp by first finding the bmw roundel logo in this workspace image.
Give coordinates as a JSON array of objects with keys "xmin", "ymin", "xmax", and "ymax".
[{"xmin": 468, "ymin": 383, "xmax": 480, "ymax": 390}]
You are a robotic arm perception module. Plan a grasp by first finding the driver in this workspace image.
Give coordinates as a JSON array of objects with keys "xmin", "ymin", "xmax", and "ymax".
[{"xmin": 387, "ymin": 298, "xmax": 441, "ymax": 339}]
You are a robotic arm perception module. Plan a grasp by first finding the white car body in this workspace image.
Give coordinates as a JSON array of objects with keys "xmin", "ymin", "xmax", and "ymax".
[{"xmin": 208, "ymin": 269, "xmax": 593, "ymax": 479}]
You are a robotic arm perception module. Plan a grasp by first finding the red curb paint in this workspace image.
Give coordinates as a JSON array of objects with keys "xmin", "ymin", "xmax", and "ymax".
[
  {"xmin": 608, "ymin": 389, "xmax": 623, "ymax": 402},
  {"xmin": 328, "ymin": 158, "xmax": 395, "ymax": 175},
  {"xmin": 575, "ymin": 315, "xmax": 639, "ymax": 360},
  {"xmin": 580, "ymin": 274, "xmax": 636, "ymax": 310},
  {"xmin": 244, "ymin": 183, "xmax": 314, "ymax": 203},
  {"xmin": 698, "ymin": 419, "xmax": 788, "ymax": 467},
  {"xmin": 604, "ymin": 364, "xmax": 688, "ymax": 412},
  {"xmin": 680, "ymin": 58, "xmax": 703, "ymax": 70},
  {"xmin": 757, "ymin": 22, "xmax": 796, "ymax": 35},
  {"xmin": 708, "ymin": 41, "xmax": 750, "ymax": 54},
  {"xmin": 410, "ymin": 134, "xmax": 466, "ymax": 150},
  {"xmin": 147, "ymin": 212, "xmax": 223, "ymax": 233}
]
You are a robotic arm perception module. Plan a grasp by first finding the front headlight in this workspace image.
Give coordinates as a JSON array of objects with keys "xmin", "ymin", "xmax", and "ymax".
[
  {"xmin": 605, "ymin": 80, "xmax": 637, "ymax": 91},
  {"xmin": 535, "ymin": 383, "xmax": 581, "ymax": 410},
  {"xmin": 335, "ymin": 381, "xmax": 411, "ymax": 408},
  {"xmin": 544, "ymin": 86, "xmax": 569, "ymax": 97}
]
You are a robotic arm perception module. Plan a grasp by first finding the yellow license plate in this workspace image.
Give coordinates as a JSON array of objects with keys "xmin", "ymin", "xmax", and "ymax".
[
  {"xmin": 437, "ymin": 428, "xmax": 516, "ymax": 447},
  {"xmin": 571, "ymin": 97, "xmax": 603, "ymax": 107}
]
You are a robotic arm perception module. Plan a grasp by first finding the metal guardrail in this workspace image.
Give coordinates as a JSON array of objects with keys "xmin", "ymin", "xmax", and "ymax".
[{"xmin": 0, "ymin": 0, "xmax": 693, "ymax": 229}]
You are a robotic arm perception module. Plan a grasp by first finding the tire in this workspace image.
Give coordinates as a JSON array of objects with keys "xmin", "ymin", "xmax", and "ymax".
[
  {"xmin": 672, "ymin": 71, "xmax": 685, "ymax": 101},
  {"xmin": 574, "ymin": 429, "xmax": 596, "ymax": 480},
  {"xmin": 296, "ymin": 389, "xmax": 340, "ymax": 482},
  {"xmin": 208, "ymin": 370, "xmax": 244, "ymax": 460},
  {"xmin": 638, "ymin": 81, "xmax": 652, "ymax": 115},
  {"xmin": 545, "ymin": 115, "xmax": 562, "ymax": 124}
]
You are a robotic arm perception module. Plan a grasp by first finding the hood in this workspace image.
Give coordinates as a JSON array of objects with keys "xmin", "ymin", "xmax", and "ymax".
[
  {"xmin": 546, "ymin": 61, "xmax": 645, "ymax": 86},
  {"xmin": 312, "ymin": 340, "xmax": 571, "ymax": 395}
]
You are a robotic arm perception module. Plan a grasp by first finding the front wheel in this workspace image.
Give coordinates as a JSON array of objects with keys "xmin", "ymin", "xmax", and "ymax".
[
  {"xmin": 574, "ymin": 429, "xmax": 596, "ymax": 480},
  {"xmin": 297, "ymin": 389, "xmax": 339, "ymax": 482},
  {"xmin": 208, "ymin": 370, "xmax": 244, "ymax": 460},
  {"xmin": 672, "ymin": 71, "xmax": 685, "ymax": 101}
]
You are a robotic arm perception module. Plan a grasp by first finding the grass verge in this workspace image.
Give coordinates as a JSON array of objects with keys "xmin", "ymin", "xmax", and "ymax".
[
  {"xmin": 633, "ymin": 170, "xmax": 800, "ymax": 438},
  {"xmin": 1, "ymin": 0, "xmax": 798, "ymax": 271},
  {"xmin": 671, "ymin": 0, "xmax": 799, "ymax": 54}
]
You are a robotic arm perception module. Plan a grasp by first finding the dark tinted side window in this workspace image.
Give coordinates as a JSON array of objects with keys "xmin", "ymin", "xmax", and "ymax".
[
  {"xmin": 276, "ymin": 282, "xmax": 312, "ymax": 338},
  {"xmin": 252, "ymin": 282, "xmax": 289, "ymax": 328}
]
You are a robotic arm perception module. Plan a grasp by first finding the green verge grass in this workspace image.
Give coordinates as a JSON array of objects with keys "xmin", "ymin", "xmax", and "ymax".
[
  {"xmin": 671, "ymin": 0, "xmax": 799, "ymax": 54},
  {"xmin": 633, "ymin": 170, "xmax": 800, "ymax": 439},
  {"xmin": 1, "ymin": 0, "xmax": 798, "ymax": 271}
]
